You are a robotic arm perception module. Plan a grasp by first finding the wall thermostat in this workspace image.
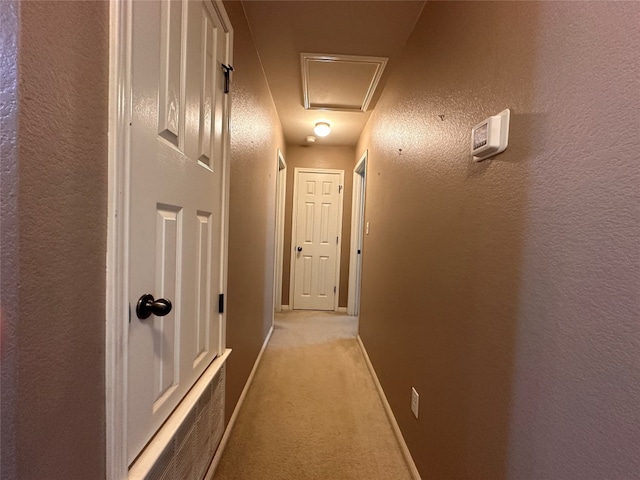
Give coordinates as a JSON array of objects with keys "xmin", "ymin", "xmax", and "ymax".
[{"xmin": 471, "ymin": 109, "xmax": 510, "ymax": 162}]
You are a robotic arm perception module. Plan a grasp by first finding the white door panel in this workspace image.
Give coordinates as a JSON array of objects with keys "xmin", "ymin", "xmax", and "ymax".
[
  {"xmin": 194, "ymin": 211, "xmax": 213, "ymax": 366},
  {"xmin": 127, "ymin": 0, "xmax": 230, "ymax": 465},
  {"xmin": 154, "ymin": 205, "xmax": 181, "ymax": 405},
  {"xmin": 292, "ymin": 170, "xmax": 344, "ymax": 311}
]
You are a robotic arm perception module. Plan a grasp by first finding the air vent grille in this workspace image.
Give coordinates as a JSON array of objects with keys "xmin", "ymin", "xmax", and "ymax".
[{"xmin": 144, "ymin": 366, "xmax": 225, "ymax": 480}]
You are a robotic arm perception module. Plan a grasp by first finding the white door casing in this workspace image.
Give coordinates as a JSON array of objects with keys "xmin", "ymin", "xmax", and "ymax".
[
  {"xmin": 106, "ymin": 0, "xmax": 233, "ymax": 472},
  {"xmin": 273, "ymin": 150, "xmax": 287, "ymax": 312},
  {"xmin": 290, "ymin": 168, "xmax": 344, "ymax": 311},
  {"xmin": 347, "ymin": 151, "xmax": 367, "ymax": 316}
]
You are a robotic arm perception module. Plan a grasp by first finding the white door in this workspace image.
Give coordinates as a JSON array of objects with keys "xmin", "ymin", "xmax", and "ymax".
[
  {"xmin": 291, "ymin": 169, "xmax": 344, "ymax": 311},
  {"xmin": 127, "ymin": 0, "xmax": 231, "ymax": 464}
]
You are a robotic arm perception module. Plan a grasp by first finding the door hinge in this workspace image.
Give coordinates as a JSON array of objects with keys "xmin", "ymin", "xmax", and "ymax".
[
  {"xmin": 222, "ymin": 64, "xmax": 233, "ymax": 94},
  {"xmin": 218, "ymin": 293, "xmax": 225, "ymax": 314},
  {"xmin": 336, "ymin": 236, "xmax": 339, "ymax": 245},
  {"xmin": 334, "ymin": 286, "xmax": 337, "ymax": 294},
  {"xmin": 338, "ymin": 185, "xmax": 343, "ymax": 193}
]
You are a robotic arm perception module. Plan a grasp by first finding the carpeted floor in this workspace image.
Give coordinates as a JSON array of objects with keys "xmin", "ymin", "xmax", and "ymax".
[{"xmin": 213, "ymin": 310, "xmax": 413, "ymax": 480}]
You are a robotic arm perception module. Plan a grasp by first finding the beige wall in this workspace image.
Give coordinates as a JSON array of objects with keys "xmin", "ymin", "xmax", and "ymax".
[
  {"xmin": 223, "ymin": 1, "xmax": 286, "ymax": 422},
  {"xmin": 282, "ymin": 145, "xmax": 355, "ymax": 309},
  {"xmin": 357, "ymin": 2, "xmax": 639, "ymax": 479},
  {"xmin": 1, "ymin": 1, "xmax": 109, "ymax": 478}
]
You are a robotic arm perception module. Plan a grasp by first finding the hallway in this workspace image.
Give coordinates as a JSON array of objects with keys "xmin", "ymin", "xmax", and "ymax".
[
  {"xmin": 2, "ymin": 1, "xmax": 638, "ymax": 478},
  {"xmin": 213, "ymin": 311, "xmax": 412, "ymax": 480}
]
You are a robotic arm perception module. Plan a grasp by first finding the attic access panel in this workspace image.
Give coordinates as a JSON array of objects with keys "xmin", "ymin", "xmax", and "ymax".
[{"xmin": 301, "ymin": 53, "xmax": 388, "ymax": 112}]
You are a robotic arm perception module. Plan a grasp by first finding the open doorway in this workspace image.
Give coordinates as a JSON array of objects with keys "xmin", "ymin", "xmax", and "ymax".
[
  {"xmin": 273, "ymin": 150, "xmax": 287, "ymax": 312},
  {"xmin": 347, "ymin": 151, "xmax": 367, "ymax": 316}
]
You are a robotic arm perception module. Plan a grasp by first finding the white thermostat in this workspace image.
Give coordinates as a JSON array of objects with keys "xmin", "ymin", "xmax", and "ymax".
[{"xmin": 471, "ymin": 109, "xmax": 510, "ymax": 162}]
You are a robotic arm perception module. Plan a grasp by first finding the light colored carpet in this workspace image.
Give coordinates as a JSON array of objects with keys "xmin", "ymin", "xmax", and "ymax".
[{"xmin": 213, "ymin": 310, "xmax": 413, "ymax": 480}]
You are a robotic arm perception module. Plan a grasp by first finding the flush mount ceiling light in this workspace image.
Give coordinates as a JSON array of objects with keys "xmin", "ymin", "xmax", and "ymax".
[
  {"xmin": 306, "ymin": 135, "xmax": 316, "ymax": 143},
  {"xmin": 314, "ymin": 122, "xmax": 331, "ymax": 137}
]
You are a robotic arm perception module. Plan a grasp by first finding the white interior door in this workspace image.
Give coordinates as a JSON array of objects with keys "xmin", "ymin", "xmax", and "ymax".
[
  {"xmin": 127, "ymin": 0, "xmax": 231, "ymax": 465},
  {"xmin": 291, "ymin": 169, "xmax": 344, "ymax": 311}
]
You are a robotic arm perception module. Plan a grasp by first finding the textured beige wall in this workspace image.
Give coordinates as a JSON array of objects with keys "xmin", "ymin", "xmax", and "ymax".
[
  {"xmin": 224, "ymin": 1, "xmax": 286, "ymax": 422},
  {"xmin": 1, "ymin": 1, "xmax": 109, "ymax": 478},
  {"xmin": 357, "ymin": 2, "xmax": 639, "ymax": 479},
  {"xmin": 0, "ymin": 1, "xmax": 20, "ymax": 477},
  {"xmin": 281, "ymin": 145, "xmax": 354, "ymax": 308}
]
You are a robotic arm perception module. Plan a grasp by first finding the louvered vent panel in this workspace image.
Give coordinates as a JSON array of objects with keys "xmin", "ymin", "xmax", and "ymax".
[{"xmin": 145, "ymin": 366, "xmax": 225, "ymax": 480}]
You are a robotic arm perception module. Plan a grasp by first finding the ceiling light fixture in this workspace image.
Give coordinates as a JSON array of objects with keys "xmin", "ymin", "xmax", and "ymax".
[
  {"xmin": 306, "ymin": 135, "xmax": 316, "ymax": 143},
  {"xmin": 313, "ymin": 122, "xmax": 331, "ymax": 137}
]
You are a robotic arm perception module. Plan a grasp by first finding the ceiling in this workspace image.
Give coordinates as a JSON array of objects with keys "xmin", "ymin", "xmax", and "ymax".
[{"xmin": 241, "ymin": 1, "xmax": 426, "ymax": 147}]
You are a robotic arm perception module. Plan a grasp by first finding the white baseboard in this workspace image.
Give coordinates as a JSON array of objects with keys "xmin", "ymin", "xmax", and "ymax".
[
  {"xmin": 356, "ymin": 335, "xmax": 422, "ymax": 480},
  {"xmin": 281, "ymin": 305, "xmax": 290, "ymax": 311},
  {"xmin": 204, "ymin": 326, "xmax": 275, "ymax": 479},
  {"xmin": 337, "ymin": 307, "xmax": 347, "ymax": 313}
]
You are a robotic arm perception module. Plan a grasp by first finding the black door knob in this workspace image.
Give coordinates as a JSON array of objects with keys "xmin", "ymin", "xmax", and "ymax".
[
  {"xmin": 136, "ymin": 294, "xmax": 172, "ymax": 320},
  {"xmin": 297, "ymin": 246, "xmax": 303, "ymax": 252}
]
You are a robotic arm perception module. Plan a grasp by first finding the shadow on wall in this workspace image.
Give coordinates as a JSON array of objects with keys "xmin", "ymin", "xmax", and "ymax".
[
  {"xmin": 356, "ymin": 2, "xmax": 540, "ymax": 479},
  {"xmin": 223, "ymin": 0, "xmax": 286, "ymax": 425}
]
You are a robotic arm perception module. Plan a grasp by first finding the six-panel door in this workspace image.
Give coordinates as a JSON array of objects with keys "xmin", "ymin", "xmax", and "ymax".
[
  {"xmin": 292, "ymin": 170, "xmax": 343, "ymax": 310},
  {"xmin": 127, "ymin": 0, "xmax": 230, "ymax": 464}
]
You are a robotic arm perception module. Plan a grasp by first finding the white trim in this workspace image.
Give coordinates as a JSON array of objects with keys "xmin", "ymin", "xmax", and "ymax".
[
  {"xmin": 347, "ymin": 151, "xmax": 367, "ymax": 316},
  {"xmin": 281, "ymin": 305, "xmax": 290, "ymax": 311},
  {"xmin": 215, "ymin": 0, "xmax": 234, "ymax": 355},
  {"xmin": 356, "ymin": 335, "xmax": 422, "ymax": 480},
  {"xmin": 203, "ymin": 326, "xmax": 275, "ymax": 479},
  {"xmin": 273, "ymin": 150, "xmax": 287, "ymax": 313},
  {"xmin": 106, "ymin": 0, "xmax": 132, "ymax": 477},
  {"xmin": 337, "ymin": 307, "xmax": 347, "ymax": 313},
  {"xmin": 289, "ymin": 167, "xmax": 345, "ymax": 311}
]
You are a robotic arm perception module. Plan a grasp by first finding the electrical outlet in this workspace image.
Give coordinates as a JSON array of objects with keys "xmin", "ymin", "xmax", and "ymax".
[{"xmin": 411, "ymin": 387, "xmax": 419, "ymax": 418}]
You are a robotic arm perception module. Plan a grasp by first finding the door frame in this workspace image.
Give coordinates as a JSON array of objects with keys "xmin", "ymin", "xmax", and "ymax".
[
  {"xmin": 106, "ymin": 0, "xmax": 131, "ymax": 476},
  {"xmin": 289, "ymin": 167, "xmax": 344, "ymax": 312},
  {"xmin": 347, "ymin": 151, "xmax": 367, "ymax": 316},
  {"xmin": 273, "ymin": 150, "xmax": 287, "ymax": 312},
  {"xmin": 106, "ymin": 1, "xmax": 233, "ymax": 477}
]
